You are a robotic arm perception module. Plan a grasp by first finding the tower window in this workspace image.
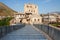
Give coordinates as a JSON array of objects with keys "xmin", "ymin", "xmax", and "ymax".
[
  {"xmin": 29, "ymin": 10, "xmax": 30, "ymax": 12},
  {"xmin": 27, "ymin": 5, "xmax": 29, "ymax": 8},
  {"xmin": 31, "ymin": 10, "xmax": 32, "ymax": 12},
  {"xmin": 34, "ymin": 10, "xmax": 35, "ymax": 12},
  {"xmin": 35, "ymin": 6, "xmax": 36, "ymax": 8},
  {"xmin": 30, "ymin": 6, "xmax": 32, "ymax": 8}
]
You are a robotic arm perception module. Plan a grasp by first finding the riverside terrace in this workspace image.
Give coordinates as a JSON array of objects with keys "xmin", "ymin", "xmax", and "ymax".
[{"xmin": 0, "ymin": 24, "xmax": 60, "ymax": 40}]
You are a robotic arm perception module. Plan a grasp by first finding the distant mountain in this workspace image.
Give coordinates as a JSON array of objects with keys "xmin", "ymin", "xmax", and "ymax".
[
  {"xmin": 0, "ymin": 2, "xmax": 17, "ymax": 16},
  {"xmin": 49, "ymin": 12, "xmax": 60, "ymax": 15}
]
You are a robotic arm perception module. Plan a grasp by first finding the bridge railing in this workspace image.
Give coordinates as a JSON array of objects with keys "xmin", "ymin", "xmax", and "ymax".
[
  {"xmin": 0, "ymin": 24, "xmax": 25, "ymax": 38},
  {"xmin": 33, "ymin": 24, "xmax": 60, "ymax": 40}
]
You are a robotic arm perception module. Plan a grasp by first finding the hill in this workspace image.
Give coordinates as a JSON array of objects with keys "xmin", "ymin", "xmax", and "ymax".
[{"xmin": 0, "ymin": 2, "xmax": 17, "ymax": 16}]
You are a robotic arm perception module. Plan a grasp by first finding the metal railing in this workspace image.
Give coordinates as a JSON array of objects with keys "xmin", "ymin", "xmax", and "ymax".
[
  {"xmin": 33, "ymin": 24, "xmax": 60, "ymax": 40},
  {"xmin": 0, "ymin": 24, "xmax": 25, "ymax": 38}
]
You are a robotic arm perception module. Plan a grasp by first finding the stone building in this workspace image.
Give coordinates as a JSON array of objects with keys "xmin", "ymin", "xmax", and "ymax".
[
  {"xmin": 42, "ymin": 14, "xmax": 57, "ymax": 23},
  {"xmin": 14, "ymin": 4, "xmax": 42, "ymax": 24},
  {"xmin": 42, "ymin": 13, "xmax": 60, "ymax": 24}
]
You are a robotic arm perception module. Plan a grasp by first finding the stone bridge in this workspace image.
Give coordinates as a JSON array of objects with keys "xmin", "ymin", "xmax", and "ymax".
[{"xmin": 0, "ymin": 24, "xmax": 60, "ymax": 40}]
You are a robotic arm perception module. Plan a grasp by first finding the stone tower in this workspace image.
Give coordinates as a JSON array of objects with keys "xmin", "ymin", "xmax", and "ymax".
[
  {"xmin": 23, "ymin": 4, "xmax": 42, "ymax": 24},
  {"xmin": 24, "ymin": 4, "xmax": 38, "ymax": 15}
]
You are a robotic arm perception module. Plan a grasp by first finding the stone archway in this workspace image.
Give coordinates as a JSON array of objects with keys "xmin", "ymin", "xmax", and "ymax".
[
  {"xmin": 20, "ymin": 19, "xmax": 22, "ymax": 23},
  {"xmin": 26, "ymin": 19, "xmax": 31, "ymax": 24}
]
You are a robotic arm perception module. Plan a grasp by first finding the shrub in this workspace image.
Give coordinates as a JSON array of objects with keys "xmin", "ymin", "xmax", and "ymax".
[{"xmin": 0, "ymin": 17, "xmax": 13, "ymax": 26}]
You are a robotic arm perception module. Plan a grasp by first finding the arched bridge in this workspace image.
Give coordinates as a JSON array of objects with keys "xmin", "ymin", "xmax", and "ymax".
[{"xmin": 0, "ymin": 24, "xmax": 60, "ymax": 40}]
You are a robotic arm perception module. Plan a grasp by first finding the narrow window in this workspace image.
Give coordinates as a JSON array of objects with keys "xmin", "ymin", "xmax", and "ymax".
[{"xmin": 35, "ymin": 6, "xmax": 36, "ymax": 8}]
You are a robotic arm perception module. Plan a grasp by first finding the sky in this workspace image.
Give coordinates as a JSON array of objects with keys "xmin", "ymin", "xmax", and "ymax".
[{"xmin": 0, "ymin": 0, "xmax": 60, "ymax": 14}]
